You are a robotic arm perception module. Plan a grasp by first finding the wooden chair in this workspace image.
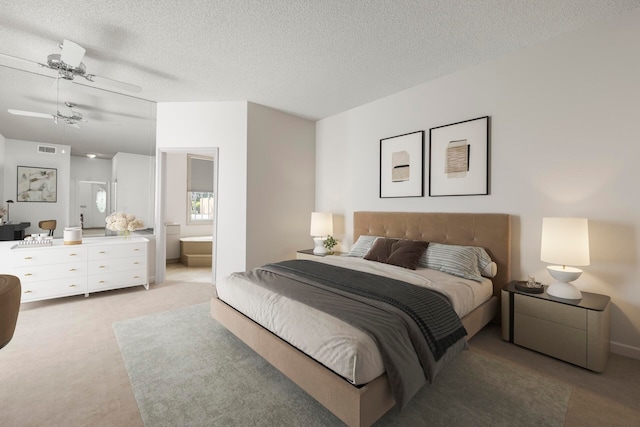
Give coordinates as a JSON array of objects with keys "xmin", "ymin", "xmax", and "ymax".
[
  {"xmin": 39, "ymin": 220, "xmax": 56, "ymax": 236},
  {"xmin": 0, "ymin": 275, "xmax": 21, "ymax": 350}
]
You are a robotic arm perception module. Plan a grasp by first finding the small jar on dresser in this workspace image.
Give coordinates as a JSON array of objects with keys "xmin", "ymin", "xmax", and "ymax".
[{"xmin": 501, "ymin": 281, "xmax": 610, "ymax": 372}]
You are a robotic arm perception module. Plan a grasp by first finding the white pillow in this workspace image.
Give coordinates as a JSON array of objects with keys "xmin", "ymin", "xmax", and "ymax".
[
  {"xmin": 482, "ymin": 261, "xmax": 498, "ymax": 278},
  {"xmin": 345, "ymin": 235, "xmax": 380, "ymax": 257}
]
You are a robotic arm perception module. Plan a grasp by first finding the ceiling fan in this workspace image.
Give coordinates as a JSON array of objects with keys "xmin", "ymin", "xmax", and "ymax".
[
  {"xmin": 0, "ymin": 39, "xmax": 142, "ymax": 93},
  {"xmin": 8, "ymin": 102, "xmax": 88, "ymax": 129}
]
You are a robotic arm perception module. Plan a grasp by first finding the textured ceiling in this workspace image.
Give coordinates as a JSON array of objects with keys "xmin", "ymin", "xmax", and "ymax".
[{"xmin": 1, "ymin": 1, "xmax": 639, "ymax": 157}]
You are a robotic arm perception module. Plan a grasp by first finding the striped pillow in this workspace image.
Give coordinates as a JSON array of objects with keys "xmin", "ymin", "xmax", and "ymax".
[
  {"xmin": 419, "ymin": 243, "xmax": 493, "ymax": 282},
  {"xmin": 345, "ymin": 235, "xmax": 380, "ymax": 257}
]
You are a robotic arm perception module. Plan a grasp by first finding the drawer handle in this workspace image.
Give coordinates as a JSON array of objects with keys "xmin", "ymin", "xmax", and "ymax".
[
  {"xmin": 24, "ymin": 290, "xmax": 32, "ymax": 294},
  {"xmin": 99, "ymin": 251, "xmax": 106, "ymax": 254},
  {"xmin": 134, "ymin": 248, "xmax": 139, "ymax": 251},
  {"xmin": 70, "ymin": 253, "xmax": 77, "ymax": 256},
  {"xmin": 69, "ymin": 284, "xmax": 76, "ymax": 288},
  {"xmin": 99, "ymin": 265, "xmax": 106, "ymax": 269},
  {"xmin": 24, "ymin": 273, "xmax": 33, "ymax": 277},
  {"xmin": 133, "ymin": 275, "xmax": 139, "ymax": 279},
  {"xmin": 24, "ymin": 256, "xmax": 33, "ymax": 260},
  {"xmin": 99, "ymin": 280, "xmax": 105, "ymax": 284},
  {"xmin": 69, "ymin": 268, "xmax": 77, "ymax": 272},
  {"xmin": 134, "ymin": 262, "xmax": 139, "ymax": 265}
]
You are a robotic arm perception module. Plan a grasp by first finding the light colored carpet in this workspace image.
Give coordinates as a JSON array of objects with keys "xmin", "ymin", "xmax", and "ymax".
[{"xmin": 114, "ymin": 303, "xmax": 571, "ymax": 426}]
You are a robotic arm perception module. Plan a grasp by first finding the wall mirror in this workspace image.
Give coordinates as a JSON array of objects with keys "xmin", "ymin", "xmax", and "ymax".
[{"xmin": 0, "ymin": 62, "xmax": 156, "ymax": 236}]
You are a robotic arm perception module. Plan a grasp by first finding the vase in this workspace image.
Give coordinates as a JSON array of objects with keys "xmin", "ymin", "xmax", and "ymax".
[{"xmin": 120, "ymin": 230, "xmax": 131, "ymax": 240}]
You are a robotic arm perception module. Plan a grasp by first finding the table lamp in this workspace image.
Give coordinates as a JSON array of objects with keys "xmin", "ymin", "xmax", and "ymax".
[
  {"xmin": 540, "ymin": 217, "xmax": 590, "ymax": 299},
  {"xmin": 310, "ymin": 212, "xmax": 333, "ymax": 255}
]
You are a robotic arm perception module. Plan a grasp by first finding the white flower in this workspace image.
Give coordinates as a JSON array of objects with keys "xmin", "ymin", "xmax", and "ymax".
[{"xmin": 105, "ymin": 212, "xmax": 144, "ymax": 232}]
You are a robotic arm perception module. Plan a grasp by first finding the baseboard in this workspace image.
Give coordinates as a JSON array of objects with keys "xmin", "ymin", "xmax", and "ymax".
[{"xmin": 611, "ymin": 341, "xmax": 640, "ymax": 360}]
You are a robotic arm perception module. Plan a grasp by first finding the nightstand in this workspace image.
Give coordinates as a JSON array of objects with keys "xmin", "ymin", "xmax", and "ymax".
[
  {"xmin": 296, "ymin": 249, "xmax": 343, "ymax": 260},
  {"xmin": 501, "ymin": 281, "xmax": 610, "ymax": 372}
]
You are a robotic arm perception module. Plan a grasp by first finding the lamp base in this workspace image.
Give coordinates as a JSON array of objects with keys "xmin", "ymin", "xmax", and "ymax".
[
  {"xmin": 545, "ymin": 265, "xmax": 583, "ymax": 299},
  {"xmin": 313, "ymin": 237, "xmax": 328, "ymax": 255},
  {"xmin": 546, "ymin": 281, "xmax": 582, "ymax": 300},
  {"xmin": 546, "ymin": 266, "xmax": 582, "ymax": 299}
]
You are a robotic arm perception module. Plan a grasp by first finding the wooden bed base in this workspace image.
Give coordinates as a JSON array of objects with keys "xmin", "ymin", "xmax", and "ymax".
[
  {"xmin": 211, "ymin": 212, "xmax": 511, "ymax": 427},
  {"xmin": 211, "ymin": 294, "xmax": 498, "ymax": 427}
]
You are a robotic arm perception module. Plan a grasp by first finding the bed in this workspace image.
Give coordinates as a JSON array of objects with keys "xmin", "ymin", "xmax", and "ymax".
[{"xmin": 211, "ymin": 211, "xmax": 511, "ymax": 426}]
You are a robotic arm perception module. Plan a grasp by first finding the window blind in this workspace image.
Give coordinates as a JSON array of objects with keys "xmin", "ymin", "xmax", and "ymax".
[{"xmin": 188, "ymin": 155, "xmax": 214, "ymax": 192}]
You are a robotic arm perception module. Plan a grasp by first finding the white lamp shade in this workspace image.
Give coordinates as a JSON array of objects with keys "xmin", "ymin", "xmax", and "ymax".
[
  {"xmin": 540, "ymin": 217, "xmax": 590, "ymax": 266},
  {"xmin": 310, "ymin": 212, "xmax": 333, "ymax": 237}
]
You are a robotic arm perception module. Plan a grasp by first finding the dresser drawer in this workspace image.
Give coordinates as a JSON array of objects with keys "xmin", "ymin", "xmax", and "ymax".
[
  {"xmin": 10, "ymin": 246, "xmax": 87, "ymax": 267},
  {"xmin": 514, "ymin": 293, "xmax": 586, "ymax": 330},
  {"xmin": 88, "ymin": 242, "xmax": 147, "ymax": 259},
  {"xmin": 88, "ymin": 256, "xmax": 146, "ymax": 273},
  {"xmin": 21, "ymin": 277, "xmax": 87, "ymax": 302},
  {"xmin": 12, "ymin": 262, "xmax": 88, "ymax": 284},
  {"xmin": 88, "ymin": 269, "xmax": 147, "ymax": 291}
]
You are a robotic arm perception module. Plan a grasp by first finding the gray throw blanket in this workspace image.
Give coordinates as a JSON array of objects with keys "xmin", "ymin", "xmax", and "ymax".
[{"xmin": 244, "ymin": 259, "xmax": 467, "ymax": 408}]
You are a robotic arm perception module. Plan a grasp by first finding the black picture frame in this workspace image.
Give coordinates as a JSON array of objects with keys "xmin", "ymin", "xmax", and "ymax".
[
  {"xmin": 429, "ymin": 116, "xmax": 489, "ymax": 197},
  {"xmin": 17, "ymin": 165, "xmax": 58, "ymax": 202},
  {"xmin": 379, "ymin": 130, "xmax": 424, "ymax": 198}
]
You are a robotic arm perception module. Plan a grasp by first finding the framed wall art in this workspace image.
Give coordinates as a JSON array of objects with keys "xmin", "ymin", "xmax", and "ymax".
[
  {"xmin": 380, "ymin": 130, "xmax": 424, "ymax": 198},
  {"xmin": 429, "ymin": 116, "xmax": 489, "ymax": 196},
  {"xmin": 17, "ymin": 166, "xmax": 58, "ymax": 202}
]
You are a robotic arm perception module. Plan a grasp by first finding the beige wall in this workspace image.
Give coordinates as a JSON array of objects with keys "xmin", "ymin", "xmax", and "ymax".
[
  {"xmin": 246, "ymin": 102, "xmax": 316, "ymax": 269},
  {"xmin": 315, "ymin": 10, "xmax": 640, "ymax": 358}
]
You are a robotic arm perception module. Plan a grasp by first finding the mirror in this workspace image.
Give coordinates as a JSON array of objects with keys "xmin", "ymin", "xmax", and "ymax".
[{"xmin": 0, "ymin": 63, "xmax": 156, "ymax": 236}]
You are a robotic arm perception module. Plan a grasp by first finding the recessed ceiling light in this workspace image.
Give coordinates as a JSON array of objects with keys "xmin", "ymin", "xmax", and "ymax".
[{"xmin": 86, "ymin": 153, "xmax": 97, "ymax": 159}]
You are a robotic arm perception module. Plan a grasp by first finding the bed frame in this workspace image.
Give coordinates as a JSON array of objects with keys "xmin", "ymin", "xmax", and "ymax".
[{"xmin": 211, "ymin": 212, "xmax": 511, "ymax": 427}]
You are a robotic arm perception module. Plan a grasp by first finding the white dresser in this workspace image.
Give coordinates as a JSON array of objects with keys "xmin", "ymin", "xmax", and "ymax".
[{"xmin": 2, "ymin": 237, "xmax": 149, "ymax": 303}]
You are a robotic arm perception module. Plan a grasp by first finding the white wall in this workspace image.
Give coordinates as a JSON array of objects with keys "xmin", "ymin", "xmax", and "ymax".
[
  {"xmin": 156, "ymin": 101, "xmax": 316, "ymax": 282},
  {"xmin": 157, "ymin": 101, "xmax": 248, "ymax": 283},
  {"xmin": 246, "ymin": 102, "xmax": 316, "ymax": 269},
  {"xmin": 2, "ymin": 139, "xmax": 70, "ymax": 237},
  {"xmin": 316, "ymin": 10, "xmax": 640, "ymax": 358}
]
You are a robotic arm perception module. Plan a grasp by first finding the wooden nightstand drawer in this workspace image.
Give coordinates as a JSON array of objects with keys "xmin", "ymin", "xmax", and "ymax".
[
  {"xmin": 515, "ymin": 293, "xmax": 586, "ymax": 330},
  {"xmin": 514, "ymin": 312, "xmax": 587, "ymax": 367}
]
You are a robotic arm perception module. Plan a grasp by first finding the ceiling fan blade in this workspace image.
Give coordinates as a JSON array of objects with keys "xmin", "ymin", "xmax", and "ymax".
[
  {"xmin": 8, "ymin": 109, "xmax": 55, "ymax": 120},
  {"xmin": 60, "ymin": 39, "xmax": 86, "ymax": 67},
  {"xmin": 84, "ymin": 73, "xmax": 142, "ymax": 93}
]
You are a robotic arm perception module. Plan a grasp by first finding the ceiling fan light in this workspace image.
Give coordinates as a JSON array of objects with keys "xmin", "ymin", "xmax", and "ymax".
[{"xmin": 86, "ymin": 153, "xmax": 97, "ymax": 159}]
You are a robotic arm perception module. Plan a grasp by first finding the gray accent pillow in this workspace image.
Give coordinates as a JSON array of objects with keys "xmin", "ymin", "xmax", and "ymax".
[
  {"xmin": 345, "ymin": 235, "xmax": 380, "ymax": 257},
  {"xmin": 363, "ymin": 238, "xmax": 429, "ymax": 270},
  {"xmin": 419, "ymin": 243, "xmax": 493, "ymax": 282}
]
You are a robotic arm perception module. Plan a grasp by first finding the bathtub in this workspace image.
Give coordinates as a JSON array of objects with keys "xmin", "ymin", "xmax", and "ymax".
[
  {"xmin": 180, "ymin": 236, "xmax": 212, "ymax": 267},
  {"xmin": 180, "ymin": 236, "xmax": 212, "ymax": 242}
]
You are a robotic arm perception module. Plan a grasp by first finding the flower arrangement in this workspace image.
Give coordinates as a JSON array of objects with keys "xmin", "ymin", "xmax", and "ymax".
[
  {"xmin": 323, "ymin": 235, "xmax": 338, "ymax": 254},
  {"xmin": 105, "ymin": 212, "xmax": 144, "ymax": 238}
]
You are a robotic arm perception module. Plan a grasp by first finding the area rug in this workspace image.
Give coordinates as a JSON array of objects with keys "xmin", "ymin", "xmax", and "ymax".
[{"xmin": 114, "ymin": 303, "xmax": 570, "ymax": 426}]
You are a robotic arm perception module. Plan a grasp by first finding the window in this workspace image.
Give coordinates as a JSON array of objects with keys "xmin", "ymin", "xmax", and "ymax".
[
  {"xmin": 188, "ymin": 191, "xmax": 214, "ymax": 222},
  {"xmin": 187, "ymin": 154, "xmax": 214, "ymax": 224}
]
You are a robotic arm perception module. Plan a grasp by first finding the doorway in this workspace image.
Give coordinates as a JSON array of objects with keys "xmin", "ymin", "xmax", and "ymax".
[
  {"xmin": 155, "ymin": 147, "xmax": 218, "ymax": 285},
  {"xmin": 77, "ymin": 180, "xmax": 109, "ymax": 236}
]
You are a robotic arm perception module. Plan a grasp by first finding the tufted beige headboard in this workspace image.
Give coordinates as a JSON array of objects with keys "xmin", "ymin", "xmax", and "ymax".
[{"xmin": 353, "ymin": 211, "xmax": 511, "ymax": 300}]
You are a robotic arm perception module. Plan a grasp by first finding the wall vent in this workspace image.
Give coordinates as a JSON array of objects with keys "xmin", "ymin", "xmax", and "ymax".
[{"xmin": 38, "ymin": 145, "xmax": 56, "ymax": 154}]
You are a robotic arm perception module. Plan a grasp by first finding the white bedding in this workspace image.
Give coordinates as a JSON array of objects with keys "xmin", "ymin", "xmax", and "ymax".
[{"xmin": 216, "ymin": 256, "xmax": 492, "ymax": 385}]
